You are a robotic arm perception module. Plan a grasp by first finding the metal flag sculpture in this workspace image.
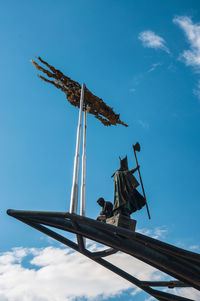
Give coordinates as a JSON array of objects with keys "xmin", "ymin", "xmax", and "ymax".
[
  {"xmin": 31, "ymin": 57, "xmax": 128, "ymax": 217},
  {"xmin": 31, "ymin": 57, "xmax": 128, "ymax": 127},
  {"xmin": 31, "ymin": 57, "xmax": 128, "ymax": 218}
]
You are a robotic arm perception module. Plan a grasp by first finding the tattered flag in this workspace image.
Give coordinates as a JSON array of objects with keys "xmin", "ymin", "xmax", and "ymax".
[{"xmin": 31, "ymin": 57, "xmax": 128, "ymax": 127}]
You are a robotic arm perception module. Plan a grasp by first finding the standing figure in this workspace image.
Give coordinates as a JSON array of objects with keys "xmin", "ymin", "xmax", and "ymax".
[{"xmin": 112, "ymin": 156, "xmax": 145, "ymax": 216}]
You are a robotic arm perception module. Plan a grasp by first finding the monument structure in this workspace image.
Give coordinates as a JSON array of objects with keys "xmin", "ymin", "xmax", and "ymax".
[{"xmin": 7, "ymin": 58, "xmax": 200, "ymax": 301}]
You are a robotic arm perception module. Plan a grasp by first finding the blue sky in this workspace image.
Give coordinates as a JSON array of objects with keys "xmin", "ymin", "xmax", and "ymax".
[{"xmin": 1, "ymin": 1, "xmax": 200, "ymax": 300}]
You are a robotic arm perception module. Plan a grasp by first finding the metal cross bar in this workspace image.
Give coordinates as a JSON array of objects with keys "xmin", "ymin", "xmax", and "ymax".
[{"xmin": 140, "ymin": 281, "xmax": 190, "ymax": 288}]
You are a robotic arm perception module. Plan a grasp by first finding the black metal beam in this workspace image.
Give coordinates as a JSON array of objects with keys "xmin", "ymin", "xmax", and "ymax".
[
  {"xmin": 14, "ymin": 213, "xmax": 199, "ymax": 290},
  {"xmin": 65, "ymin": 211, "xmax": 200, "ymax": 265},
  {"xmin": 140, "ymin": 281, "xmax": 190, "ymax": 288},
  {"xmin": 7, "ymin": 209, "xmax": 200, "ymax": 301},
  {"xmin": 9, "ymin": 210, "xmax": 199, "ymax": 264},
  {"xmin": 90, "ymin": 248, "xmax": 117, "ymax": 258},
  {"xmin": 16, "ymin": 216, "xmax": 194, "ymax": 301}
]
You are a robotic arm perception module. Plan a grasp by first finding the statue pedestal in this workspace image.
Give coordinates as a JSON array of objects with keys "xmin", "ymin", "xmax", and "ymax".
[{"xmin": 106, "ymin": 213, "xmax": 136, "ymax": 231}]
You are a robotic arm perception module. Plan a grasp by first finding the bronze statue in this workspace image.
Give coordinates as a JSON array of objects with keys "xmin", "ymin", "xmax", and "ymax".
[
  {"xmin": 112, "ymin": 156, "xmax": 146, "ymax": 216},
  {"xmin": 97, "ymin": 197, "xmax": 113, "ymax": 221}
]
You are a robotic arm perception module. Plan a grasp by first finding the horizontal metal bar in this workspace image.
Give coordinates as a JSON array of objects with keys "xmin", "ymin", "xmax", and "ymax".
[
  {"xmin": 7, "ymin": 209, "xmax": 69, "ymax": 218},
  {"xmin": 140, "ymin": 281, "xmax": 191, "ymax": 288}
]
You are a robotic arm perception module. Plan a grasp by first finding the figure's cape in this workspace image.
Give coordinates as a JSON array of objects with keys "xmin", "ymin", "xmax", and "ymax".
[{"xmin": 113, "ymin": 170, "xmax": 145, "ymax": 214}]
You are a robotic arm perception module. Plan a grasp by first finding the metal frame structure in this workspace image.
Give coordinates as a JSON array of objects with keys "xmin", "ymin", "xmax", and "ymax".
[{"xmin": 7, "ymin": 209, "xmax": 200, "ymax": 301}]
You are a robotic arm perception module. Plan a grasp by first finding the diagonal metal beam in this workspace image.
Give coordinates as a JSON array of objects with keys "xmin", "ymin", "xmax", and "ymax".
[
  {"xmin": 7, "ymin": 210, "xmax": 200, "ymax": 291},
  {"xmin": 15, "ymin": 215, "xmax": 199, "ymax": 289},
  {"xmin": 10, "ymin": 209, "xmax": 199, "ymax": 265},
  {"xmin": 14, "ymin": 216, "xmax": 194, "ymax": 301}
]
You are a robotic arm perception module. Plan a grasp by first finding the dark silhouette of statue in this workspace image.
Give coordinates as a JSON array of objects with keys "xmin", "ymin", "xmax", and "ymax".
[
  {"xmin": 112, "ymin": 156, "xmax": 145, "ymax": 216},
  {"xmin": 97, "ymin": 198, "xmax": 113, "ymax": 221}
]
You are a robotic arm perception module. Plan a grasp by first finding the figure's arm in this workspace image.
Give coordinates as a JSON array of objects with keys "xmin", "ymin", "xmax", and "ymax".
[
  {"xmin": 100, "ymin": 202, "xmax": 107, "ymax": 215},
  {"xmin": 130, "ymin": 166, "xmax": 140, "ymax": 174}
]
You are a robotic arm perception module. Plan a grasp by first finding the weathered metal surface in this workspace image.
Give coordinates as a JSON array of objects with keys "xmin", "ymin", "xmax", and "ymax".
[
  {"xmin": 106, "ymin": 213, "xmax": 136, "ymax": 231},
  {"xmin": 31, "ymin": 57, "xmax": 128, "ymax": 127}
]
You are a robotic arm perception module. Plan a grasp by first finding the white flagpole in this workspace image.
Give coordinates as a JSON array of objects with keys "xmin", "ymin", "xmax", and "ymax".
[
  {"xmin": 80, "ymin": 108, "xmax": 87, "ymax": 216},
  {"xmin": 70, "ymin": 83, "xmax": 85, "ymax": 213}
]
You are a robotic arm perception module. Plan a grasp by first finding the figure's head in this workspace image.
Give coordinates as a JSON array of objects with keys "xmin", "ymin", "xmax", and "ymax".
[
  {"xmin": 97, "ymin": 197, "xmax": 105, "ymax": 207},
  {"xmin": 119, "ymin": 156, "xmax": 128, "ymax": 170}
]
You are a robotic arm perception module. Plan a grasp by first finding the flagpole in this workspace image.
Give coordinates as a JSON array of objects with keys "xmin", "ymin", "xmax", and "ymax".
[
  {"xmin": 80, "ymin": 108, "xmax": 87, "ymax": 216},
  {"xmin": 70, "ymin": 83, "xmax": 85, "ymax": 213}
]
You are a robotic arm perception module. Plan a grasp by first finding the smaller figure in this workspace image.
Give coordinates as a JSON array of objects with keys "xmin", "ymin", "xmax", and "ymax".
[{"xmin": 97, "ymin": 197, "xmax": 113, "ymax": 222}]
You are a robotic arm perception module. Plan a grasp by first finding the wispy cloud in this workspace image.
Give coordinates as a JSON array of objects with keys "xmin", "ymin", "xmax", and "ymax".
[
  {"xmin": 138, "ymin": 31, "xmax": 169, "ymax": 53},
  {"xmin": 0, "ymin": 245, "xmax": 163, "ymax": 301},
  {"xmin": 148, "ymin": 62, "xmax": 162, "ymax": 73},
  {"xmin": 137, "ymin": 120, "xmax": 150, "ymax": 129},
  {"xmin": 193, "ymin": 80, "xmax": 200, "ymax": 100},
  {"xmin": 145, "ymin": 288, "xmax": 200, "ymax": 301},
  {"xmin": 129, "ymin": 88, "xmax": 136, "ymax": 93},
  {"xmin": 137, "ymin": 226, "xmax": 168, "ymax": 239},
  {"xmin": 169, "ymin": 287, "xmax": 200, "ymax": 300},
  {"xmin": 173, "ymin": 16, "xmax": 200, "ymax": 70},
  {"xmin": 189, "ymin": 244, "xmax": 200, "ymax": 251},
  {"xmin": 1, "ymin": 235, "xmax": 200, "ymax": 300}
]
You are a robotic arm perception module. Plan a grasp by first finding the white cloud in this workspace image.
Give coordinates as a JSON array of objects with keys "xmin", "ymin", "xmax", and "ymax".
[
  {"xmin": 138, "ymin": 31, "xmax": 169, "ymax": 53},
  {"xmin": 145, "ymin": 297, "xmax": 155, "ymax": 301},
  {"xmin": 168, "ymin": 287, "xmax": 200, "ymax": 300},
  {"xmin": 137, "ymin": 226, "xmax": 168, "ymax": 239},
  {"xmin": 146, "ymin": 287, "xmax": 200, "ymax": 301},
  {"xmin": 173, "ymin": 16, "xmax": 200, "ymax": 69},
  {"xmin": 189, "ymin": 244, "xmax": 200, "ymax": 251},
  {"xmin": 137, "ymin": 120, "xmax": 150, "ymax": 129},
  {"xmin": 129, "ymin": 88, "xmax": 136, "ymax": 93},
  {"xmin": 148, "ymin": 62, "xmax": 162, "ymax": 73},
  {"xmin": 193, "ymin": 80, "xmax": 200, "ymax": 100},
  {"xmin": 0, "ymin": 231, "xmax": 199, "ymax": 301},
  {"xmin": 0, "ymin": 245, "xmax": 163, "ymax": 301}
]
